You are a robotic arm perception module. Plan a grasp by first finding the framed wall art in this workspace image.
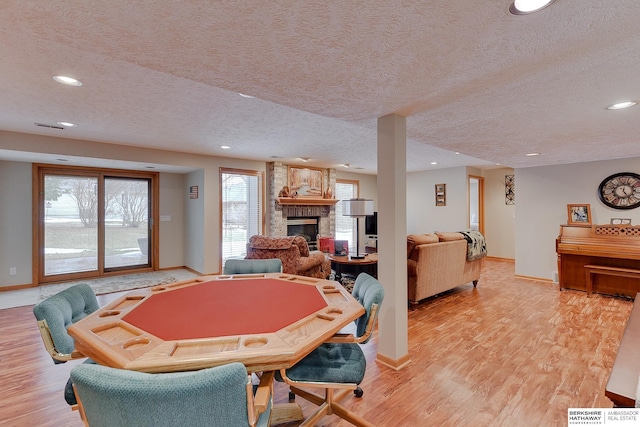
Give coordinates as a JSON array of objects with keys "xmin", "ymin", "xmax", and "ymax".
[
  {"xmin": 435, "ymin": 184, "xmax": 446, "ymax": 207},
  {"xmin": 610, "ymin": 218, "xmax": 632, "ymax": 225},
  {"xmin": 287, "ymin": 166, "xmax": 324, "ymax": 198},
  {"xmin": 505, "ymin": 174, "xmax": 515, "ymax": 205},
  {"xmin": 567, "ymin": 204, "xmax": 592, "ymax": 226}
]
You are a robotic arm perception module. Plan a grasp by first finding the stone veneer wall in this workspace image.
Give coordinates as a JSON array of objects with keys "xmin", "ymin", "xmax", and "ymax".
[{"xmin": 267, "ymin": 162, "xmax": 336, "ymax": 238}]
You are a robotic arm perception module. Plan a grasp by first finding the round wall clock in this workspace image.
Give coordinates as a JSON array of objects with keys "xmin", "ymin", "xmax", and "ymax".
[{"xmin": 598, "ymin": 172, "xmax": 640, "ymax": 209}]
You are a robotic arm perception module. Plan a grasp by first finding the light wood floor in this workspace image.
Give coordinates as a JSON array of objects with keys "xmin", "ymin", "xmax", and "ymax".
[{"xmin": 0, "ymin": 259, "xmax": 633, "ymax": 426}]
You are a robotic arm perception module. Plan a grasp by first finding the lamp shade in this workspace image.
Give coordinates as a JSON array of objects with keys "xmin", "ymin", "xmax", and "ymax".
[{"xmin": 342, "ymin": 199, "xmax": 374, "ymax": 217}]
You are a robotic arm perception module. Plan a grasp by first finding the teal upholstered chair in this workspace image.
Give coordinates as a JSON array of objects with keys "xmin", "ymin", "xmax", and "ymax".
[
  {"xmin": 70, "ymin": 362, "xmax": 273, "ymax": 427},
  {"xmin": 32, "ymin": 283, "xmax": 99, "ymax": 405},
  {"xmin": 33, "ymin": 283, "xmax": 99, "ymax": 362},
  {"xmin": 223, "ymin": 258, "xmax": 283, "ymax": 275},
  {"xmin": 278, "ymin": 272, "xmax": 384, "ymax": 427}
]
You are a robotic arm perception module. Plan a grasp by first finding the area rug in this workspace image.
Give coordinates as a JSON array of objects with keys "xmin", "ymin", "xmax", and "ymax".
[
  {"xmin": 37, "ymin": 269, "xmax": 199, "ymax": 303},
  {"xmin": 329, "ymin": 272, "xmax": 355, "ymax": 293}
]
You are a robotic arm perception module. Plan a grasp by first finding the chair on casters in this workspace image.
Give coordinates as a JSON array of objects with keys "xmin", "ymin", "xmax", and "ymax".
[
  {"xmin": 278, "ymin": 272, "xmax": 384, "ymax": 427},
  {"xmin": 70, "ymin": 362, "xmax": 274, "ymax": 427},
  {"xmin": 223, "ymin": 258, "xmax": 283, "ymax": 275},
  {"xmin": 32, "ymin": 283, "xmax": 99, "ymax": 406}
]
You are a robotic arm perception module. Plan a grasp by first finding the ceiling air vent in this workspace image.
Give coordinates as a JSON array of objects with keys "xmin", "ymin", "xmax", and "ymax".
[{"xmin": 34, "ymin": 122, "xmax": 65, "ymax": 130}]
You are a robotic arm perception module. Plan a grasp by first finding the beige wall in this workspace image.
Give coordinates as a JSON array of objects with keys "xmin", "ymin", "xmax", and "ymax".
[
  {"xmin": 406, "ymin": 167, "xmax": 469, "ymax": 233},
  {"xmin": 0, "ymin": 161, "xmax": 32, "ymax": 286},
  {"xmin": 0, "ymin": 131, "xmax": 266, "ymax": 287},
  {"xmin": 516, "ymin": 157, "xmax": 640, "ymax": 281},
  {"xmin": 0, "ymin": 131, "xmax": 377, "ymax": 287},
  {"xmin": 484, "ymin": 168, "xmax": 516, "ymax": 260},
  {"xmin": 7, "ymin": 130, "xmax": 637, "ymax": 286}
]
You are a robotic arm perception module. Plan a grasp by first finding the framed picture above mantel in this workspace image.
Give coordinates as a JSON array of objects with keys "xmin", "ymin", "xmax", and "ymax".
[{"xmin": 288, "ymin": 166, "xmax": 324, "ymax": 198}]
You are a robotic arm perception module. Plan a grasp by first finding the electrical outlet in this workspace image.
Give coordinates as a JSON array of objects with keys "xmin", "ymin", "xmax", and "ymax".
[{"xmin": 9, "ymin": 267, "xmax": 16, "ymax": 275}]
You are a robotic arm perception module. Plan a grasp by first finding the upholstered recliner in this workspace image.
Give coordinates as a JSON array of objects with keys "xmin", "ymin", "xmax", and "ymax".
[{"xmin": 246, "ymin": 235, "xmax": 330, "ymax": 279}]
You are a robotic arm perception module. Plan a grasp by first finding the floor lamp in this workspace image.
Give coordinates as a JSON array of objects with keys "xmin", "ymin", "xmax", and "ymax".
[{"xmin": 342, "ymin": 198, "xmax": 374, "ymax": 259}]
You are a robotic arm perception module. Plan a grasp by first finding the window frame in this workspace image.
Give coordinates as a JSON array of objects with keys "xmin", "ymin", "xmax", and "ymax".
[
  {"xmin": 335, "ymin": 179, "xmax": 360, "ymax": 253},
  {"xmin": 219, "ymin": 168, "xmax": 265, "ymax": 271}
]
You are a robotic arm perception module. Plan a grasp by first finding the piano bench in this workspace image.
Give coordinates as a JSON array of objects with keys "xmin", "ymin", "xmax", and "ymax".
[{"xmin": 585, "ymin": 265, "xmax": 640, "ymax": 297}]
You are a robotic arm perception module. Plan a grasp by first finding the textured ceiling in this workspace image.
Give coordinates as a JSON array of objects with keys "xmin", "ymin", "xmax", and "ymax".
[{"xmin": 1, "ymin": 1, "xmax": 639, "ymax": 174}]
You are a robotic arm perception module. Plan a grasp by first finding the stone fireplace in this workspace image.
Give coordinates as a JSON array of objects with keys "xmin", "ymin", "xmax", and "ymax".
[{"xmin": 267, "ymin": 162, "xmax": 337, "ymax": 243}]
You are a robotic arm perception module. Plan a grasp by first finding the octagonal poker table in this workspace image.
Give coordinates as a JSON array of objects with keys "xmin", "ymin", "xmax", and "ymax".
[{"xmin": 67, "ymin": 273, "xmax": 364, "ymax": 374}]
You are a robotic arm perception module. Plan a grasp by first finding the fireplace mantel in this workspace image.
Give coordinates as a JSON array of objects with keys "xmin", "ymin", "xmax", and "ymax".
[{"xmin": 277, "ymin": 197, "xmax": 340, "ymax": 206}]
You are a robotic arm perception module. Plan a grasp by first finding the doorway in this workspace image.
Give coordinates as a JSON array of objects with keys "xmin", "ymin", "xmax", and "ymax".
[{"xmin": 469, "ymin": 175, "xmax": 484, "ymax": 234}]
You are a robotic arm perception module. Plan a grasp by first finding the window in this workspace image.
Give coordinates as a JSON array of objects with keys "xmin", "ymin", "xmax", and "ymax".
[
  {"xmin": 220, "ymin": 168, "xmax": 264, "ymax": 268},
  {"xmin": 335, "ymin": 180, "xmax": 359, "ymax": 252}
]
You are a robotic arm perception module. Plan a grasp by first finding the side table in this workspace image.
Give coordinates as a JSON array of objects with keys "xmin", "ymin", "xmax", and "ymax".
[{"xmin": 328, "ymin": 253, "xmax": 378, "ymax": 282}]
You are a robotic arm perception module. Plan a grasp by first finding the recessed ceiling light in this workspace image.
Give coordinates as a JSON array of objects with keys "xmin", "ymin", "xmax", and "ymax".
[
  {"xmin": 454, "ymin": 152, "xmax": 461, "ymax": 155},
  {"xmin": 53, "ymin": 75, "xmax": 83, "ymax": 86},
  {"xmin": 509, "ymin": 0, "xmax": 556, "ymax": 15},
  {"xmin": 220, "ymin": 145, "xmax": 231, "ymax": 149},
  {"xmin": 526, "ymin": 152, "xmax": 541, "ymax": 156},
  {"xmin": 430, "ymin": 161, "xmax": 438, "ymax": 165},
  {"xmin": 57, "ymin": 121, "xmax": 76, "ymax": 127},
  {"xmin": 238, "ymin": 93, "xmax": 255, "ymax": 98},
  {"xmin": 606, "ymin": 101, "xmax": 637, "ymax": 110}
]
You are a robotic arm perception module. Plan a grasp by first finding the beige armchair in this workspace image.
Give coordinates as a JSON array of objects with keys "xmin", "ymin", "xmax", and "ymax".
[{"xmin": 246, "ymin": 235, "xmax": 330, "ymax": 279}]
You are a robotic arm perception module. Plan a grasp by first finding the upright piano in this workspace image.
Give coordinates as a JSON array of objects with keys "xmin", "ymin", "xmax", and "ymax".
[{"xmin": 556, "ymin": 224, "xmax": 640, "ymax": 298}]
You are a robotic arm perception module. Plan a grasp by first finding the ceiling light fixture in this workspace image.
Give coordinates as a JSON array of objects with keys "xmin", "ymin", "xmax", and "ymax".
[
  {"xmin": 509, "ymin": 0, "xmax": 556, "ymax": 15},
  {"xmin": 238, "ymin": 93, "xmax": 255, "ymax": 98},
  {"xmin": 57, "ymin": 121, "xmax": 76, "ymax": 127},
  {"xmin": 53, "ymin": 75, "xmax": 83, "ymax": 86},
  {"xmin": 606, "ymin": 101, "xmax": 637, "ymax": 110},
  {"xmin": 220, "ymin": 145, "xmax": 231, "ymax": 149},
  {"xmin": 526, "ymin": 152, "xmax": 541, "ymax": 156},
  {"xmin": 430, "ymin": 161, "xmax": 438, "ymax": 165}
]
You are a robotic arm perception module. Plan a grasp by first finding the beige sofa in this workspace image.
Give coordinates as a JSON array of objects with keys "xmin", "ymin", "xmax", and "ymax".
[{"xmin": 407, "ymin": 231, "xmax": 485, "ymax": 305}]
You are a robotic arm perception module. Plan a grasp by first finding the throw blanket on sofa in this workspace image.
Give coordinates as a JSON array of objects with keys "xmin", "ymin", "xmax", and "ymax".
[{"xmin": 458, "ymin": 230, "xmax": 487, "ymax": 261}]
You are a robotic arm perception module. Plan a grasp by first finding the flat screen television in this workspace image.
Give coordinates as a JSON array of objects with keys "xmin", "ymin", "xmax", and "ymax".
[{"xmin": 365, "ymin": 211, "xmax": 377, "ymax": 235}]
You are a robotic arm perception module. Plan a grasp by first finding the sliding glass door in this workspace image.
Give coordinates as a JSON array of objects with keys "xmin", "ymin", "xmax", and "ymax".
[
  {"xmin": 104, "ymin": 177, "xmax": 150, "ymax": 269},
  {"xmin": 43, "ymin": 174, "xmax": 99, "ymax": 275},
  {"xmin": 36, "ymin": 165, "xmax": 157, "ymax": 284}
]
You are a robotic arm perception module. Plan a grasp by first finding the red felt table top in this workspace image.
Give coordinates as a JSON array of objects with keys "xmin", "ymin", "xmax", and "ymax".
[{"xmin": 122, "ymin": 278, "xmax": 328, "ymax": 340}]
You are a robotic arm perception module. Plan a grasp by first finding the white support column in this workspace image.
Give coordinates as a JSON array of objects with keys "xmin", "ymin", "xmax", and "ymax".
[{"xmin": 376, "ymin": 114, "xmax": 410, "ymax": 369}]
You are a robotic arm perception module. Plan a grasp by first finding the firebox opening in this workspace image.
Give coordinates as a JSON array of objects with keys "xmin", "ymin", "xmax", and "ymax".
[{"xmin": 286, "ymin": 216, "xmax": 319, "ymax": 251}]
